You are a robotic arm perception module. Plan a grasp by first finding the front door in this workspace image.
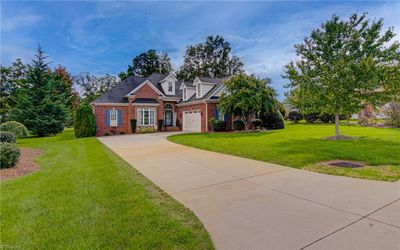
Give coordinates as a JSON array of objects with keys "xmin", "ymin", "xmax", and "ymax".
[{"xmin": 164, "ymin": 111, "xmax": 173, "ymax": 126}]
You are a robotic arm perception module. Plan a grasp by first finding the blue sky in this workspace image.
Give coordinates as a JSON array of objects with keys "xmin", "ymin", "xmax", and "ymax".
[{"xmin": 1, "ymin": 1, "xmax": 399, "ymax": 99}]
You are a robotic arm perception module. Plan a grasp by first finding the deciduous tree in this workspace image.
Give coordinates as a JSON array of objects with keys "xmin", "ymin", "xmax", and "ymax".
[
  {"xmin": 119, "ymin": 49, "xmax": 172, "ymax": 79},
  {"xmin": 177, "ymin": 35, "xmax": 244, "ymax": 80},
  {"xmin": 218, "ymin": 74, "xmax": 277, "ymax": 130},
  {"xmin": 284, "ymin": 13, "xmax": 400, "ymax": 138},
  {"xmin": 74, "ymin": 72, "xmax": 118, "ymax": 103}
]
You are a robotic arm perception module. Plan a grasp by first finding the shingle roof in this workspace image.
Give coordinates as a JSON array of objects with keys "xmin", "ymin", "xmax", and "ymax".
[
  {"xmin": 92, "ymin": 73, "xmax": 228, "ymax": 104},
  {"xmin": 179, "ymin": 76, "xmax": 229, "ymax": 104},
  {"xmin": 92, "ymin": 74, "xmax": 169, "ymax": 103},
  {"xmin": 198, "ymin": 76, "xmax": 229, "ymax": 84}
]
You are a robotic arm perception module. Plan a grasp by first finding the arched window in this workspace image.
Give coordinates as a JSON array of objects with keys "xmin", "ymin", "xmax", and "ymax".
[{"xmin": 164, "ymin": 104, "xmax": 173, "ymax": 110}]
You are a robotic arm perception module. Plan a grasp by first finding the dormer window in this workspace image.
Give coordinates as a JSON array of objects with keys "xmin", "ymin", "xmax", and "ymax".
[
  {"xmin": 197, "ymin": 84, "xmax": 201, "ymax": 98},
  {"xmin": 183, "ymin": 89, "xmax": 187, "ymax": 100},
  {"xmin": 168, "ymin": 82, "xmax": 173, "ymax": 92}
]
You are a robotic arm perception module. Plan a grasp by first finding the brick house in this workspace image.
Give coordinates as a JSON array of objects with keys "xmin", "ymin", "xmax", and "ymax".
[{"xmin": 91, "ymin": 73, "xmax": 232, "ymax": 136}]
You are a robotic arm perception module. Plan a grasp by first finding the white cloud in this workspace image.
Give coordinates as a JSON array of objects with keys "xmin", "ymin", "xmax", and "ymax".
[
  {"xmin": 0, "ymin": 45, "xmax": 34, "ymax": 64},
  {"xmin": 1, "ymin": 14, "xmax": 41, "ymax": 31}
]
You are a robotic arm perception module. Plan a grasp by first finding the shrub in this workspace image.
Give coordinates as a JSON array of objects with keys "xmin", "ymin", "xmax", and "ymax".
[
  {"xmin": 288, "ymin": 111, "xmax": 303, "ymax": 123},
  {"xmin": 130, "ymin": 119, "xmax": 137, "ymax": 133},
  {"xmin": 0, "ymin": 131, "xmax": 16, "ymax": 143},
  {"xmin": 0, "ymin": 142, "xmax": 20, "ymax": 168},
  {"xmin": 74, "ymin": 105, "xmax": 96, "ymax": 138},
  {"xmin": 251, "ymin": 118, "xmax": 263, "ymax": 128},
  {"xmin": 139, "ymin": 127, "xmax": 155, "ymax": 133},
  {"xmin": 209, "ymin": 118, "xmax": 216, "ymax": 128},
  {"xmin": 277, "ymin": 103, "xmax": 287, "ymax": 119},
  {"xmin": 304, "ymin": 113, "xmax": 319, "ymax": 123},
  {"xmin": 104, "ymin": 132, "xmax": 110, "ymax": 136},
  {"xmin": 213, "ymin": 120, "xmax": 226, "ymax": 132},
  {"xmin": 319, "ymin": 113, "xmax": 335, "ymax": 123},
  {"xmin": 158, "ymin": 120, "xmax": 164, "ymax": 131},
  {"xmin": 233, "ymin": 120, "xmax": 245, "ymax": 130},
  {"xmin": 119, "ymin": 131, "xmax": 125, "ymax": 135},
  {"xmin": 384, "ymin": 102, "xmax": 400, "ymax": 127},
  {"xmin": 261, "ymin": 111, "xmax": 285, "ymax": 130},
  {"xmin": 0, "ymin": 121, "xmax": 29, "ymax": 138}
]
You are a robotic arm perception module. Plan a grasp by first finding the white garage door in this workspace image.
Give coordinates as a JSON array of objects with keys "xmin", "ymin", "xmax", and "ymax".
[{"xmin": 183, "ymin": 111, "xmax": 201, "ymax": 132}]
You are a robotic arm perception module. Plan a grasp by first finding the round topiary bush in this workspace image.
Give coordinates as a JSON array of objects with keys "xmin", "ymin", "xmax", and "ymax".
[
  {"xmin": 0, "ymin": 131, "xmax": 16, "ymax": 143},
  {"xmin": 261, "ymin": 111, "xmax": 285, "ymax": 130},
  {"xmin": 0, "ymin": 142, "xmax": 20, "ymax": 168},
  {"xmin": 288, "ymin": 111, "xmax": 303, "ymax": 123},
  {"xmin": 0, "ymin": 121, "xmax": 29, "ymax": 138},
  {"xmin": 233, "ymin": 120, "xmax": 245, "ymax": 130},
  {"xmin": 74, "ymin": 105, "xmax": 97, "ymax": 138}
]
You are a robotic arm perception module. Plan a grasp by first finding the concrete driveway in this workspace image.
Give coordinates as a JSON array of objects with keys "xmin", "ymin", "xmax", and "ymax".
[{"xmin": 98, "ymin": 132, "xmax": 400, "ymax": 250}]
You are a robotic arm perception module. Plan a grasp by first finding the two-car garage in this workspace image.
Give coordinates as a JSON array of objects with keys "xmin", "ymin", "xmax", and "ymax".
[{"xmin": 182, "ymin": 111, "xmax": 202, "ymax": 132}]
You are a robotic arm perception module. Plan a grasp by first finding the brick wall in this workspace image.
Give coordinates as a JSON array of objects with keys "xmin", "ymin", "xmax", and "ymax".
[{"xmin": 94, "ymin": 105, "xmax": 129, "ymax": 136}]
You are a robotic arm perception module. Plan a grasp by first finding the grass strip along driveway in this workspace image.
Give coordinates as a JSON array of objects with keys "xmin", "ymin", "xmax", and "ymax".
[
  {"xmin": 168, "ymin": 123, "xmax": 400, "ymax": 181},
  {"xmin": 0, "ymin": 129, "xmax": 213, "ymax": 249}
]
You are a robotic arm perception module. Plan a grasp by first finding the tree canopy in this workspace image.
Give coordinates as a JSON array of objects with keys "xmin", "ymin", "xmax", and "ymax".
[
  {"xmin": 0, "ymin": 59, "xmax": 28, "ymax": 122},
  {"xmin": 177, "ymin": 35, "xmax": 244, "ymax": 80},
  {"xmin": 119, "ymin": 49, "xmax": 172, "ymax": 80},
  {"xmin": 218, "ymin": 74, "xmax": 277, "ymax": 130},
  {"xmin": 283, "ymin": 13, "xmax": 400, "ymax": 138},
  {"xmin": 73, "ymin": 72, "xmax": 118, "ymax": 104}
]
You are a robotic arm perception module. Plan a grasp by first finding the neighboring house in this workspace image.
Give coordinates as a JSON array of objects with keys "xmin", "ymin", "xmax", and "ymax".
[{"xmin": 91, "ymin": 73, "xmax": 232, "ymax": 136}]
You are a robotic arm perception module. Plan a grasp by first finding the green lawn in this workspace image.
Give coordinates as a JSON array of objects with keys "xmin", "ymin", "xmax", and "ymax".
[
  {"xmin": 168, "ymin": 123, "xmax": 400, "ymax": 181},
  {"xmin": 0, "ymin": 129, "xmax": 213, "ymax": 249}
]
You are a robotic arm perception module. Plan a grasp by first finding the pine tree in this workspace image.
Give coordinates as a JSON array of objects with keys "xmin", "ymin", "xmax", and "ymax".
[{"xmin": 10, "ymin": 46, "xmax": 66, "ymax": 136}]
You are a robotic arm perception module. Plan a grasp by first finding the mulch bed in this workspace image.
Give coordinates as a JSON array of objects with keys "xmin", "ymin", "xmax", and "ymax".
[{"xmin": 0, "ymin": 148, "xmax": 43, "ymax": 181}]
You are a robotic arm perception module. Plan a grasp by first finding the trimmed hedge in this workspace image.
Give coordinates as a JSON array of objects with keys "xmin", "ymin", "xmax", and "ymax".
[
  {"xmin": 233, "ymin": 120, "xmax": 245, "ymax": 130},
  {"xmin": 0, "ymin": 131, "xmax": 16, "ymax": 143},
  {"xmin": 74, "ymin": 105, "xmax": 97, "ymax": 138},
  {"xmin": 304, "ymin": 113, "xmax": 319, "ymax": 123},
  {"xmin": 0, "ymin": 142, "xmax": 20, "ymax": 168},
  {"xmin": 261, "ymin": 111, "xmax": 285, "ymax": 130},
  {"xmin": 288, "ymin": 111, "xmax": 303, "ymax": 123},
  {"xmin": 0, "ymin": 121, "xmax": 28, "ymax": 138}
]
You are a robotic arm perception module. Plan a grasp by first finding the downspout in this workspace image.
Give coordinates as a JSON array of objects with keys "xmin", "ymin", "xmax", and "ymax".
[{"xmin": 205, "ymin": 101, "xmax": 208, "ymax": 132}]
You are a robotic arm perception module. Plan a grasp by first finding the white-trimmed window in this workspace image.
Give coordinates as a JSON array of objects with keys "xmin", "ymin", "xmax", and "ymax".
[
  {"xmin": 164, "ymin": 104, "xmax": 173, "ymax": 110},
  {"xmin": 110, "ymin": 109, "xmax": 118, "ymax": 126},
  {"xmin": 168, "ymin": 82, "xmax": 173, "ymax": 92},
  {"xmin": 218, "ymin": 111, "xmax": 225, "ymax": 121},
  {"xmin": 137, "ymin": 108, "xmax": 155, "ymax": 126},
  {"xmin": 183, "ymin": 89, "xmax": 186, "ymax": 100},
  {"xmin": 197, "ymin": 84, "xmax": 201, "ymax": 97}
]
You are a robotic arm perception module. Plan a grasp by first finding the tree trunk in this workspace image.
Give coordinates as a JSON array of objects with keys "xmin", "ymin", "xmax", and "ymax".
[
  {"xmin": 346, "ymin": 114, "xmax": 350, "ymax": 124},
  {"xmin": 335, "ymin": 112, "xmax": 340, "ymax": 137}
]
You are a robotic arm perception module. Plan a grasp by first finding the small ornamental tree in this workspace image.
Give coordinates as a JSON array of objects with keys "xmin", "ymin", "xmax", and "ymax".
[
  {"xmin": 218, "ymin": 74, "xmax": 277, "ymax": 131},
  {"xmin": 284, "ymin": 13, "xmax": 400, "ymax": 139},
  {"xmin": 74, "ymin": 105, "xmax": 96, "ymax": 138}
]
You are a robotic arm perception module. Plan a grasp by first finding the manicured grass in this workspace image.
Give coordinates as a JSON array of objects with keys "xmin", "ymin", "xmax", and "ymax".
[
  {"xmin": 0, "ymin": 129, "xmax": 213, "ymax": 249},
  {"xmin": 168, "ymin": 123, "xmax": 400, "ymax": 181}
]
